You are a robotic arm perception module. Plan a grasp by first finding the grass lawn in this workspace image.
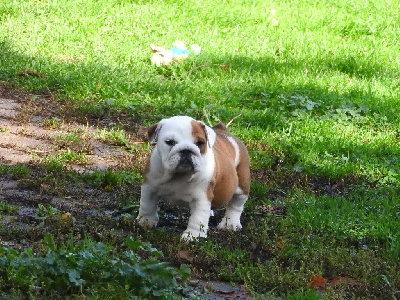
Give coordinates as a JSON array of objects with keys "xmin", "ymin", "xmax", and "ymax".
[{"xmin": 1, "ymin": 0, "xmax": 400, "ymax": 298}]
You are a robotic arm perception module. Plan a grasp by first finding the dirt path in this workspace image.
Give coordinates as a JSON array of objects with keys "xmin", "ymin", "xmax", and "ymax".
[
  {"xmin": 0, "ymin": 89, "xmax": 145, "ymax": 170},
  {"xmin": 0, "ymin": 83, "xmax": 147, "ymax": 247}
]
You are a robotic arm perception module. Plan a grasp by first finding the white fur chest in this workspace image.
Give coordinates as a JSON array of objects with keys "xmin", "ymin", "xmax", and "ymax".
[
  {"xmin": 147, "ymin": 145, "xmax": 215, "ymax": 204},
  {"xmin": 155, "ymin": 174, "xmax": 207, "ymax": 204}
]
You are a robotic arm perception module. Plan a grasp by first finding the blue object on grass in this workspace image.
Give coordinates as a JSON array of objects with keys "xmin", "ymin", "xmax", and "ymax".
[{"xmin": 170, "ymin": 47, "xmax": 190, "ymax": 56}]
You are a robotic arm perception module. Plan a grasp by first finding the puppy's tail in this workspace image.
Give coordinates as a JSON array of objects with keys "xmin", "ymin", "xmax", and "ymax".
[
  {"xmin": 213, "ymin": 113, "xmax": 242, "ymax": 131},
  {"xmin": 212, "ymin": 123, "xmax": 227, "ymax": 131}
]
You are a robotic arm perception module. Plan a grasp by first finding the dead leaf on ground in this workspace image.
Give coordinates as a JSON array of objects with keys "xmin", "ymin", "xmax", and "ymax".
[
  {"xmin": 219, "ymin": 64, "xmax": 231, "ymax": 70},
  {"xmin": 310, "ymin": 274, "xmax": 329, "ymax": 288},
  {"xmin": 177, "ymin": 249, "xmax": 194, "ymax": 262},
  {"xmin": 60, "ymin": 212, "xmax": 76, "ymax": 224},
  {"xmin": 330, "ymin": 277, "xmax": 358, "ymax": 286},
  {"xmin": 214, "ymin": 285, "xmax": 250, "ymax": 299},
  {"xmin": 275, "ymin": 236, "xmax": 285, "ymax": 250},
  {"xmin": 16, "ymin": 69, "xmax": 46, "ymax": 78},
  {"xmin": 310, "ymin": 274, "xmax": 358, "ymax": 290}
]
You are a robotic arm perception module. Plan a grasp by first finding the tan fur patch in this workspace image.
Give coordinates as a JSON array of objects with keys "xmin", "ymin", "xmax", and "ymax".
[
  {"xmin": 191, "ymin": 120, "xmax": 208, "ymax": 154},
  {"xmin": 233, "ymin": 136, "xmax": 251, "ymax": 195},
  {"xmin": 207, "ymin": 126, "xmax": 250, "ymax": 208},
  {"xmin": 142, "ymin": 158, "xmax": 151, "ymax": 183}
]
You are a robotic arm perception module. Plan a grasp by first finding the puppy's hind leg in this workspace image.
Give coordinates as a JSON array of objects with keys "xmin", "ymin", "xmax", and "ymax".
[{"xmin": 217, "ymin": 188, "xmax": 248, "ymax": 231}]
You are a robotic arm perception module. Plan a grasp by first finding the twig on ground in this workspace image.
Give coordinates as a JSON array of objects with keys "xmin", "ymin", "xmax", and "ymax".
[
  {"xmin": 226, "ymin": 113, "xmax": 242, "ymax": 128},
  {"xmin": 188, "ymin": 64, "xmax": 231, "ymax": 74}
]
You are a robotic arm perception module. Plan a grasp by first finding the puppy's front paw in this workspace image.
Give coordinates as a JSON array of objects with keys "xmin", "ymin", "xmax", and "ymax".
[
  {"xmin": 217, "ymin": 217, "xmax": 242, "ymax": 231},
  {"xmin": 181, "ymin": 229, "xmax": 207, "ymax": 241},
  {"xmin": 136, "ymin": 214, "xmax": 159, "ymax": 229}
]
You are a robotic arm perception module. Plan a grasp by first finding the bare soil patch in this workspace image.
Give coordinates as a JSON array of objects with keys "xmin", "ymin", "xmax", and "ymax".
[
  {"xmin": 0, "ymin": 82, "xmax": 148, "ymax": 247},
  {"xmin": 0, "ymin": 83, "xmax": 147, "ymax": 170}
]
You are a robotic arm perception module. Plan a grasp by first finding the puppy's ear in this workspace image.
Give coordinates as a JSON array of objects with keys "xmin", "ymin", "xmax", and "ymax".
[
  {"xmin": 147, "ymin": 123, "xmax": 161, "ymax": 145},
  {"xmin": 199, "ymin": 122, "xmax": 216, "ymax": 148}
]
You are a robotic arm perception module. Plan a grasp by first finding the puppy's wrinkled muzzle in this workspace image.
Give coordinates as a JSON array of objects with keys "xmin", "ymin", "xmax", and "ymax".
[{"xmin": 176, "ymin": 149, "xmax": 195, "ymax": 172}]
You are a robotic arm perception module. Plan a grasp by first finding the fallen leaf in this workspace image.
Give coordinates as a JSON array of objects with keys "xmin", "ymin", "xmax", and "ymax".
[
  {"xmin": 40, "ymin": 183, "xmax": 50, "ymax": 190},
  {"xmin": 17, "ymin": 69, "xmax": 46, "ymax": 78},
  {"xmin": 310, "ymin": 274, "xmax": 357, "ymax": 290},
  {"xmin": 177, "ymin": 250, "xmax": 194, "ymax": 262},
  {"xmin": 330, "ymin": 277, "xmax": 357, "ymax": 286},
  {"xmin": 205, "ymin": 282, "xmax": 250, "ymax": 299},
  {"xmin": 219, "ymin": 64, "xmax": 231, "ymax": 70},
  {"xmin": 310, "ymin": 274, "xmax": 328, "ymax": 288},
  {"xmin": 60, "ymin": 212, "xmax": 75, "ymax": 224},
  {"xmin": 103, "ymin": 185, "xmax": 113, "ymax": 191},
  {"xmin": 275, "ymin": 236, "xmax": 285, "ymax": 250},
  {"xmin": 214, "ymin": 287, "xmax": 250, "ymax": 299}
]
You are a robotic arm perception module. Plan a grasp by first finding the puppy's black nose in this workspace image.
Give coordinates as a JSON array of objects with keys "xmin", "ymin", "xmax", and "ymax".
[{"xmin": 180, "ymin": 149, "xmax": 193, "ymax": 156}]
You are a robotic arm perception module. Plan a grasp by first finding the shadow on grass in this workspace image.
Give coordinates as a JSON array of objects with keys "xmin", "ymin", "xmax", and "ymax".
[{"xmin": 1, "ymin": 38, "xmax": 399, "ymax": 180}]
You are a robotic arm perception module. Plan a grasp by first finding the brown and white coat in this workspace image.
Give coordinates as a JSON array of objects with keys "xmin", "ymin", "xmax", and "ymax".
[{"xmin": 137, "ymin": 116, "xmax": 250, "ymax": 240}]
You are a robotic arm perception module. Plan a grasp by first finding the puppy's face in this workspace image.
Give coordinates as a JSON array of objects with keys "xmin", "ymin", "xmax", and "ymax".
[{"xmin": 148, "ymin": 116, "xmax": 215, "ymax": 174}]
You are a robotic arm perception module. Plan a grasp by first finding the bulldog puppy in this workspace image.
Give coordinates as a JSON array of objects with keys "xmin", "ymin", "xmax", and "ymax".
[{"xmin": 137, "ymin": 116, "xmax": 250, "ymax": 241}]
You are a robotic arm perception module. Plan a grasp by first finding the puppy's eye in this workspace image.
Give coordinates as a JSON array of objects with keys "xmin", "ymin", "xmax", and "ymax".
[
  {"xmin": 195, "ymin": 141, "xmax": 205, "ymax": 148},
  {"xmin": 165, "ymin": 140, "xmax": 177, "ymax": 146}
]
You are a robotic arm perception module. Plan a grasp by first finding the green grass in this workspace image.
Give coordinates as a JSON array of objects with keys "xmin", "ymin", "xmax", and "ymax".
[
  {"xmin": 1, "ymin": 0, "xmax": 399, "ymax": 179},
  {"xmin": 96, "ymin": 127, "xmax": 131, "ymax": 146},
  {"xmin": 0, "ymin": 202, "xmax": 18, "ymax": 214},
  {"xmin": 42, "ymin": 148, "xmax": 88, "ymax": 165},
  {"xmin": 1, "ymin": 0, "xmax": 400, "ymax": 298}
]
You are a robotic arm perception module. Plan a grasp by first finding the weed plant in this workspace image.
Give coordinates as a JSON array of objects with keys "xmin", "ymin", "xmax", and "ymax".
[{"xmin": 0, "ymin": 234, "xmax": 190, "ymax": 299}]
